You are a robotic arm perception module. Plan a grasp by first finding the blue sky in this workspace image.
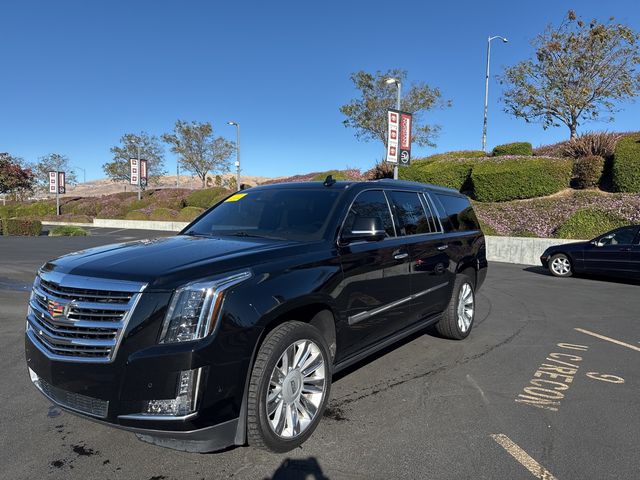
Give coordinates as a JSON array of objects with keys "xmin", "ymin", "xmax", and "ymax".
[{"xmin": 1, "ymin": 0, "xmax": 639, "ymax": 181}]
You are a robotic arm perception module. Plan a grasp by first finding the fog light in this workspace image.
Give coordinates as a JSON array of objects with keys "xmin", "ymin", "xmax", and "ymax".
[{"xmin": 144, "ymin": 368, "xmax": 202, "ymax": 417}]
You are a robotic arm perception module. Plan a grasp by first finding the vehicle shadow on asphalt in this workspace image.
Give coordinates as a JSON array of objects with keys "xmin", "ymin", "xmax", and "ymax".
[
  {"xmin": 264, "ymin": 457, "xmax": 328, "ymax": 479},
  {"xmin": 523, "ymin": 266, "xmax": 640, "ymax": 286}
]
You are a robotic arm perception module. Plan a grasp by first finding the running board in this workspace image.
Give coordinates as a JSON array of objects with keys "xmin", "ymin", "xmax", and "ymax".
[{"xmin": 333, "ymin": 313, "xmax": 442, "ymax": 374}]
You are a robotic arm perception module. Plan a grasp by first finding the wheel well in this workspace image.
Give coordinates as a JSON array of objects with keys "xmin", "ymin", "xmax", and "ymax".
[
  {"xmin": 458, "ymin": 265, "xmax": 477, "ymax": 287},
  {"xmin": 259, "ymin": 303, "xmax": 337, "ymax": 361}
]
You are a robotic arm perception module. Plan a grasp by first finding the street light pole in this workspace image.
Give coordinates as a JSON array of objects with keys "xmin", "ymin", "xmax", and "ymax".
[
  {"xmin": 385, "ymin": 78, "xmax": 402, "ymax": 180},
  {"xmin": 227, "ymin": 121, "xmax": 241, "ymax": 190},
  {"xmin": 482, "ymin": 35, "xmax": 508, "ymax": 151}
]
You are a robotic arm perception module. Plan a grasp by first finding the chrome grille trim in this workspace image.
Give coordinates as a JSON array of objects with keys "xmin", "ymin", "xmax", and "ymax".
[{"xmin": 26, "ymin": 271, "xmax": 146, "ymax": 363}]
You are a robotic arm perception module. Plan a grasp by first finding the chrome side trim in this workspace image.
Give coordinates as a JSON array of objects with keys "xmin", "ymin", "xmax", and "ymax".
[
  {"xmin": 348, "ymin": 281, "xmax": 449, "ymax": 325},
  {"xmin": 118, "ymin": 412, "xmax": 199, "ymax": 422}
]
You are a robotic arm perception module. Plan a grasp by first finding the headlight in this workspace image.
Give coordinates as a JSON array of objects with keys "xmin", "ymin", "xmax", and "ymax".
[{"xmin": 159, "ymin": 270, "xmax": 251, "ymax": 344}]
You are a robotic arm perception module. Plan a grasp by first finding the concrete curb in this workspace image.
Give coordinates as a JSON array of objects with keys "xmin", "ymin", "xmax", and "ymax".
[
  {"xmin": 485, "ymin": 236, "xmax": 585, "ymax": 266},
  {"xmin": 93, "ymin": 218, "xmax": 189, "ymax": 232}
]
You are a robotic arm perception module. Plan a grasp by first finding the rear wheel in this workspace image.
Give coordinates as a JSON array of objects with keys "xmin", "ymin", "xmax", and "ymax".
[
  {"xmin": 549, "ymin": 254, "xmax": 572, "ymax": 277},
  {"xmin": 247, "ymin": 321, "xmax": 331, "ymax": 452},
  {"xmin": 436, "ymin": 274, "xmax": 475, "ymax": 340}
]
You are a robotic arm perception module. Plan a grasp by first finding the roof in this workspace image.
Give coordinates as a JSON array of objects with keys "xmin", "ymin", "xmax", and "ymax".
[{"xmin": 247, "ymin": 179, "xmax": 461, "ymax": 195}]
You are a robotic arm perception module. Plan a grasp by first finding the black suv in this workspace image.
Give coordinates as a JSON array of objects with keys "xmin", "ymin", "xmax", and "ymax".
[{"xmin": 25, "ymin": 180, "xmax": 487, "ymax": 453}]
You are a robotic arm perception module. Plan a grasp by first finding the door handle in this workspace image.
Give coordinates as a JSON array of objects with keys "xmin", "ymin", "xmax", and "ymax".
[
  {"xmin": 437, "ymin": 245, "xmax": 448, "ymax": 251},
  {"xmin": 394, "ymin": 253, "xmax": 409, "ymax": 260}
]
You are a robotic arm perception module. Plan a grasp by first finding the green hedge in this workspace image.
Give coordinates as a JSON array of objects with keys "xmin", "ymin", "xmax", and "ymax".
[
  {"xmin": 556, "ymin": 209, "xmax": 627, "ymax": 239},
  {"xmin": 471, "ymin": 157, "xmax": 572, "ymax": 202},
  {"xmin": 124, "ymin": 210, "xmax": 149, "ymax": 220},
  {"xmin": 48, "ymin": 225, "xmax": 88, "ymax": 237},
  {"xmin": 572, "ymin": 155, "xmax": 604, "ymax": 189},
  {"xmin": 0, "ymin": 201, "xmax": 56, "ymax": 219},
  {"xmin": 3, "ymin": 218, "xmax": 42, "ymax": 236},
  {"xmin": 612, "ymin": 134, "xmax": 640, "ymax": 192},
  {"xmin": 149, "ymin": 207, "xmax": 179, "ymax": 221},
  {"xmin": 399, "ymin": 159, "xmax": 475, "ymax": 191},
  {"xmin": 185, "ymin": 188, "xmax": 230, "ymax": 209},
  {"xmin": 177, "ymin": 206, "xmax": 205, "ymax": 222},
  {"xmin": 492, "ymin": 142, "xmax": 533, "ymax": 157}
]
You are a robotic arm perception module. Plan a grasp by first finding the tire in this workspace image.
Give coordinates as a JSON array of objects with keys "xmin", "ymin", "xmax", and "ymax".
[
  {"xmin": 549, "ymin": 253, "xmax": 573, "ymax": 277},
  {"xmin": 247, "ymin": 321, "xmax": 331, "ymax": 452},
  {"xmin": 436, "ymin": 274, "xmax": 475, "ymax": 340}
]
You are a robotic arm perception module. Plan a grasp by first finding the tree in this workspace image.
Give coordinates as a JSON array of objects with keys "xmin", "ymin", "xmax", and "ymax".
[
  {"xmin": 162, "ymin": 120, "xmax": 234, "ymax": 188},
  {"xmin": 501, "ymin": 11, "xmax": 640, "ymax": 139},
  {"xmin": 31, "ymin": 153, "xmax": 78, "ymax": 192},
  {"xmin": 0, "ymin": 153, "xmax": 34, "ymax": 199},
  {"xmin": 339, "ymin": 69, "xmax": 450, "ymax": 154},
  {"xmin": 103, "ymin": 132, "xmax": 166, "ymax": 185}
]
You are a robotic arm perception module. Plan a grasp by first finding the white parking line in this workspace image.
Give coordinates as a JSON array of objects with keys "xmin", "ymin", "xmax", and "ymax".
[
  {"xmin": 574, "ymin": 328, "xmax": 640, "ymax": 353},
  {"xmin": 491, "ymin": 434, "xmax": 558, "ymax": 480}
]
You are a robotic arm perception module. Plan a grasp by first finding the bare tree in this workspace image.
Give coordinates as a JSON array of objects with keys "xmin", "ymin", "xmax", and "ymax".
[{"xmin": 103, "ymin": 132, "xmax": 166, "ymax": 185}]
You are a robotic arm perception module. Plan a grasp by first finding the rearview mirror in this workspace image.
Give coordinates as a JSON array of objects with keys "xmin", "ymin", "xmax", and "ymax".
[{"xmin": 341, "ymin": 217, "xmax": 386, "ymax": 244}]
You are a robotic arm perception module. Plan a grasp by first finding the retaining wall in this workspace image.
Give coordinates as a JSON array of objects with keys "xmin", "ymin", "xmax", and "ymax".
[{"xmin": 485, "ymin": 236, "xmax": 585, "ymax": 266}]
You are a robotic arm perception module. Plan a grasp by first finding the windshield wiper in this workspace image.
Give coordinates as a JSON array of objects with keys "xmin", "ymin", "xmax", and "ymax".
[{"xmin": 228, "ymin": 231, "xmax": 285, "ymax": 240}]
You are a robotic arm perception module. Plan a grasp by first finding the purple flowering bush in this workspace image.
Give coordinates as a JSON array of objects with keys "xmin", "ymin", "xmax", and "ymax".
[{"xmin": 475, "ymin": 191, "xmax": 640, "ymax": 238}]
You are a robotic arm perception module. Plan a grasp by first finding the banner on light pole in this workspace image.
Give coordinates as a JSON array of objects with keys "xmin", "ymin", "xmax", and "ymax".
[
  {"xmin": 386, "ymin": 109, "xmax": 412, "ymax": 167},
  {"xmin": 49, "ymin": 172, "xmax": 57, "ymax": 193},
  {"xmin": 48, "ymin": 171, "xmax": 66, "ymax": 194},
  {"xmin": 140, "ymin": 159, "xmax": 148, "ymax": 187},
  {"xmin": 386, "ymin": 110, "xmax": 399, "ymax": 164},
  {"xmin": 58, "ymin": 172, "xmax": 66, "ymax": 194},
  {"xmin": 130, "ymin": 158, "xmax": 139, "ymax": 185}
]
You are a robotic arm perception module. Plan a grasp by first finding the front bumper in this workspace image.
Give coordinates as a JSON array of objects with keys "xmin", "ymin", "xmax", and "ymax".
[
  {"xmin": 540, "ymin": 255, "xmax": 549, "ymax": 268},
  {"xmin": 25, "ymin": 327, "xmax": 250, "ymax": 452}
]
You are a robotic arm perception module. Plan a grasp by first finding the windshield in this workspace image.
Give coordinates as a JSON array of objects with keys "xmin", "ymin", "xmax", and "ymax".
[{"xmin": 183, "ymin": 188, "xmax": 343, "ymax": 241}]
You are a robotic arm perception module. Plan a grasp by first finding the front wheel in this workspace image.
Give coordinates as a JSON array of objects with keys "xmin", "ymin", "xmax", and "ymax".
[
  {"xmin": 247, "ymin": 321, "xmax": 331, "ymax": 452},
  {"xmin": 549, "ymin": 253, "xmax": 573, "ymax": 277},
  {"xmin": 436, "ymin": 274, "xmax": 475, "ymax": 340}
]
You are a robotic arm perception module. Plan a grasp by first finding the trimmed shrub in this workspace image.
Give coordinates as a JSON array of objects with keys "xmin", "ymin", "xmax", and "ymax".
[
  {"xmin": 311, "ymin": 170, "xmax": 350, "ymax": 181},
  {"xmin": 177, "ymin": 206, "xmax": 205, "ymax": 222},
  {"xmin": 492, "ymin": 142, "xmax": 533, "ymax": 157},
  {"xmin": 612, "ymin": 134, "xmax": 640, "ymax": 193},
  {"xmin": 125, "ymin": 210, "xmax": 149, "ymax": 220},
  {"xmin": 572, "ymin": 156, "xmax": 604, "ymax": 189},
  {"xmin": 556, "ymin": 209, "xmax": 627, "ymax": 239},
  {"xmin": 185, "ymin": 188, "xmax": 230, "ymax": 209},
  {"xmin": 399, "ymin": 159, "xmax": 475, "ymax": 191},
  {"xmin": 148, "ymin": 207, "xmax": 179, "ymax": 221},
  {"xmin": 48, "ymin": 225, "xmax": 88, "ymax": 237},
  {"xmin": 562, "ymin": 131, "xmax": 620, "ymax": 159},
  {"xmin": 426, "ymin": 150, "xmax": 487, "ymax": 161},
  {"xmin": 471, "ymin": 157, "xmax": 572, "ymax": 202},
  {"xmin": 3, "ymin": 218, "xmax": 42, "ymax": 236},
  {"xmin": 0, "ymin": 218, "xmax": 3, "ymax": 235}
]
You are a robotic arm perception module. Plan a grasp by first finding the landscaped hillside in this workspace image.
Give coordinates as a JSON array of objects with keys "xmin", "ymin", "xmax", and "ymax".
[{"xmin": 1, "ymin": 131, "xmax": 639, "ymax": 239}]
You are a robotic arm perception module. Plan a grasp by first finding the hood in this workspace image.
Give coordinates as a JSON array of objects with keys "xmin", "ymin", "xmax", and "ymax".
[{"xmin": 41, "ymin": 234, "xmax": 304, "ymax": 289}]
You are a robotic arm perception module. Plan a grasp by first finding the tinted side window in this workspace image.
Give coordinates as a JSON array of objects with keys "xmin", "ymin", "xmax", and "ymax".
[
  {"xmin": 600, "ymin": 226, "xmax": 639, "ymax": 246},
  {"xmin": 388, "ymin": 191, "xmax": 432, "ymax": 236},
  {"xmin": 343, "ymin": 190, "xmax": 395, "ymax": 238},
  {"xmin": 434, "ymin": 193, "xmax": 479, "ymax": 232}
]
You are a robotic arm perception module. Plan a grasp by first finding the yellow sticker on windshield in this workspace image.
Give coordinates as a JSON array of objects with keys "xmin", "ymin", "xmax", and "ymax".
[{"xmin": 225, "ymin": 193, "xmax": 247, "ymax": 202}]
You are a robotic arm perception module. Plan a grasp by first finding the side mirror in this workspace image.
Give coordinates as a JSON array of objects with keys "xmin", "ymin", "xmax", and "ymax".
[{"xmin": 341, "ymin": 216, "xmax": 386, "ymax": 244}]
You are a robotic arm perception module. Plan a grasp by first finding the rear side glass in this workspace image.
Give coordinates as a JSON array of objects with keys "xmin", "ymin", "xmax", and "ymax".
[
  {"xmin": 343, "ymin": 190, "xmax": 395, "ymax": 238},
  {"xmin": 420, "ymin": 194, "xmax": 442, "ymax": 233},
  {"xmin": 387, "ymin": 191, "xmax": 432, "ymax": 236},
  {"xmin": 433, "ymin": 193, "xmax": 480, "ymax": 232}
]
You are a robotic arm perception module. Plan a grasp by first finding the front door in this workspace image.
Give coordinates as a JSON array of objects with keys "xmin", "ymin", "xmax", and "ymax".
[
  {"xmin": 584, "ymin": 226, "xmax": 640, "ymax": 275},
  {"xmin": 335, "ymin": 190, "xmax": 412, "ymax": 361}
]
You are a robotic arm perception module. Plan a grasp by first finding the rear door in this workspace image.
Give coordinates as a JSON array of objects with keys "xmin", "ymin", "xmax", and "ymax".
[
  {"xmin": 385, "ymin": 190, "xmax": 453, "ymax": 329},
  {"xmin": 336, "ymin": 190, "xmax": 412, "ymax": 360},
  {"xmin": 583, "ymin": 226, "xmax": 640, "ymax": 275}
]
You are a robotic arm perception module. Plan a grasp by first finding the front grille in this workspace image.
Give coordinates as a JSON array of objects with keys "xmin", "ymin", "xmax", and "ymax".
[
  {"xmin": 30, "ymin": 368, "xmax": 109, "ymax": 418},
  {"xmin": 27, "ymin": 272, "xmax": 146, "ymax": 363}
]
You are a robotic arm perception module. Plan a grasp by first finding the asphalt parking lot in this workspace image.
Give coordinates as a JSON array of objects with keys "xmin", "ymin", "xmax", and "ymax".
[{"xmin": 1, "ymin": 229, "xmax": 638, "ymax": 479}]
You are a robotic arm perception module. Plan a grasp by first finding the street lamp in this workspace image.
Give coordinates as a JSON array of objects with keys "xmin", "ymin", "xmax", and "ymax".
[
  {"xmin": 385, "ymin": 78, "xmax": 402, "ymax": 180},
  {"xmin": 227, "ymin": 121, "xmax": 241, "ymax": 190},
  {"xmin": 482, "ymin": 35, "xmax": 508, "ymax": 151}
]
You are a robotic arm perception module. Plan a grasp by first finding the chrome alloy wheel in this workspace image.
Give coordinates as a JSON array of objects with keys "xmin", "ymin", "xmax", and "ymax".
[
  {"xmin": 266, "ymin": 339, "xmax": 326, "ymax": 438},
  {"xmin": 551, "ymin": 256, "xmax": 571, "ymax": 276},
  {"xmin": 457, "ymin": 283, "xmax": 474, "ymax": 333}
]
